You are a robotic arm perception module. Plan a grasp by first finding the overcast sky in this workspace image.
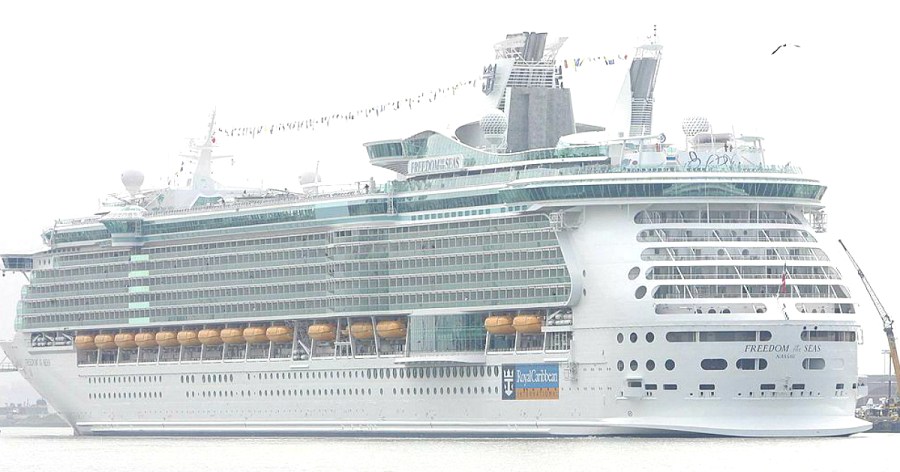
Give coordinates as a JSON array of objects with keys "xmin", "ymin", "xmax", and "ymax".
[{"xmin": 1, "ymin": 1, "xmax": 898, "ymax": 401}]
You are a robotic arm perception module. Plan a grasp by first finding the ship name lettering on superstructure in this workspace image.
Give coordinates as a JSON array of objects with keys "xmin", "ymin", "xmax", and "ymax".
[{"xmin": 407, "ymin": 155, "xmax": 464, "ymax": 175}]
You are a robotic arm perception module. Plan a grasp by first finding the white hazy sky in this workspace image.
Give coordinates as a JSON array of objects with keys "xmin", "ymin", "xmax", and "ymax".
[{"xmin": 1, "ymin": 1, "xmax": 898, "ymax": 401}]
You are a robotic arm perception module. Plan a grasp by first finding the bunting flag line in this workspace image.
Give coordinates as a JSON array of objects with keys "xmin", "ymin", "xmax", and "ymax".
[
  {"xmin": 217, "ymin": 76, "xmax": 483, "ymax": 139},
  {"xmin": 218, "ymin": 52, "xmax": 631, "ymax": 139}
]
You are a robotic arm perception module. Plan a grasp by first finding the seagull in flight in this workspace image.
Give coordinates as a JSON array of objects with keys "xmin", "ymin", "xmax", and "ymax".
[{"xmin": 772, "ymin": 44, "xmax": 801, "ymax": 55}]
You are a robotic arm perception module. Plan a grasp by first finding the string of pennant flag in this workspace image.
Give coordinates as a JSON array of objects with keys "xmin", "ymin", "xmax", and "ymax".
[
  {"xmin": 217, "ymin": 77, "xmax": 481, "ymax": 139},
  {"xmin": 216, "ymin": 53, "xmax": 629, "ymax": 139},
  {"xmin": 562, "ymin": 53, "xmax": 628, "ymax": 69}
]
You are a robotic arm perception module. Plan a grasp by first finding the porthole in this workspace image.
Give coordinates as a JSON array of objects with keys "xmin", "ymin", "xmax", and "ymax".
[
  {"xmin": 635, "ymin": 286, "xmax": 647, "ymax": 299},
  {"xmin": 617, "ymin": 333, "xmax": 624, "ymax": 343},
  {"xmin": 802, "ymin": 358, "xmax": 826, "ymax": 370},
  {"xmin": 701, "ymin": 358, "xmax": 728, "ymax": 370},
  {"xmin": 646, "ymin": 360, "xmax": 656, "ymax": 371},
  {"xmin": 617, "ymin": 360, "xmax": 624, "ymax": 371},
  {"xmin": 665, "ymin": 359, "xmax": 676, "ymax": 371},
  {"xmin": 628, "ymin": 267, "xmax": 640, "ymax": 280},
  {"xmin": 583, "ymin": 288, "xmax": 587, "ymax": 296},
  {"xmin": 645, "ymin": 332, "xmax": 655, "ymax": 343},
  {"xmin": 630, "ymin": 360, "xmax": 638, "ymax": 371},
  {"xmin": 629, "ymin": 332, "xmax": 638, "ymax": 343}
]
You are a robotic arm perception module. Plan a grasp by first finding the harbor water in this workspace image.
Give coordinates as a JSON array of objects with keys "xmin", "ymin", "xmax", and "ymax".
[{"xmin": 0, "ymin": 427, "xmax": 895, "ymax": 472}]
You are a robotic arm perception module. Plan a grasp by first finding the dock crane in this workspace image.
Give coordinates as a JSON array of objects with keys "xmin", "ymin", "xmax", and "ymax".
[{"xmin": 839, "ymin": 239, "xmax": 900, "ymax": 403}]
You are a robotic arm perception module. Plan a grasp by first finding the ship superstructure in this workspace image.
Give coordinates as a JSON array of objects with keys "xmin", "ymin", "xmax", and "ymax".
[{"xmin": 0, "ymin": 33, "xmax": 870, "ymax": 437}]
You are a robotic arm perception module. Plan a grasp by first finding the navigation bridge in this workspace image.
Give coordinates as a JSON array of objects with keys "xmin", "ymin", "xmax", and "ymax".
[{"xmin": 2, "ymin": 254, "xmax": 31, "ymax": 372}]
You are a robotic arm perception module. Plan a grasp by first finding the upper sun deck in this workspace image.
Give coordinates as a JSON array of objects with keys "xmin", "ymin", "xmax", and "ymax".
[
  {"xmin": 33, "ymin": 127, "xmax": 818, "ymax": 251},
  {"xmin": 365, "ymin": 130, "xmax": 612, "ymax": 176},
  {"xmin": 365, "ymin": 129, "xmax": 771, "ymax": 178}
]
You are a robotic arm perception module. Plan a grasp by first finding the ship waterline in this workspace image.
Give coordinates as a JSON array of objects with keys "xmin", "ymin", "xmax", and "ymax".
[{"xmin": 0, "ymin": 32, "xmax": 870, "ymax": 437}]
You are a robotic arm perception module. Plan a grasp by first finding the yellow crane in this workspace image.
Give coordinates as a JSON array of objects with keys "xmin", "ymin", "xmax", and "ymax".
[{"xmin": 839, "ymin": 239, "xmax": 900, "ymax": 404}]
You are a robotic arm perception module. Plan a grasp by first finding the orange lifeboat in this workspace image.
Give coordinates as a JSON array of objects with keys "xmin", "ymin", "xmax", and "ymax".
[
  {"xmin": 114, "ymin": 332, "xmax": 137, "ymax": 349},
  {"xmin": 74, "ymin": 335, "xmax": 96, "ymax": 350},
  {"xmin": 350, "ymin": 322, "xmax": 374, "ymax": 340},
  {"xmin": 308, "ymin": 323, "xmax": 336, "ymax": 341},
  {"xmin": 513, "ymin": 314, "xmax": 543, "ymax": 333},
  {"xmin": 376, "ymin": 320, "xmax": 407, "ymax": 339},
  {"xmin": 94, "ymin": 334, "xmax": 117, "ymax": 350},
  {"xmin": 243, "ymin": 327, "xmax": 269, "ymax": 344},
  {"xmin": 198, "ymin": 329, "xmax": 223, "ymax": 345},
  {"xmin": 134, "ymin": 332, "xmax": 158, "ymax": 348},
  {"xmin": 177, "ymin": 330, "xmax": 201, "ymax": 346},
  {"xmin": 220, "ymin": 328, "xmax": 245, "ymax": 344},
  {"xmin": 156, "ymin": 330, "xmax": 179, "ymax": 347},
  {"xmin": 484, "ymin": 315, "xmax": 516, "ymax": 335},
  {"xmin": 266, "ymin": 326, "xmax": 293, "ymax": 344}
]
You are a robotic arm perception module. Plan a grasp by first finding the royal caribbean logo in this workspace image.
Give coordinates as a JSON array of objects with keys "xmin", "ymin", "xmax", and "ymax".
[{"xmin": 501, "ymin": 364, "xmax": 560, "ymax": 400}]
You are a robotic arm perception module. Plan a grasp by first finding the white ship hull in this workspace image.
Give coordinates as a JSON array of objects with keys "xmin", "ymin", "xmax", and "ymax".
[{"xmin": 1, "ymin": 327, "xmax": 871, "ymax": 438}]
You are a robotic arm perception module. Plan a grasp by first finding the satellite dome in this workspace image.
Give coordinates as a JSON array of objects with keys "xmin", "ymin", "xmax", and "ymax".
[
  {"xmin": 479, "ymin": 110, "xmax": 508, "ymax": 137},
  {"xmin": 479, "ymin": 110, "xmax": 508, "ymax": 152},
  {"xmin": 121, "ymin": 170, "xmax": 144, "ymax": 195},
  {"xmin": 299, "ymin": 171, "xmax": 320, "ymax": 185},
  {"xmin": 681, "ymin": 117, "xmax": 710, "ymax": 138}
]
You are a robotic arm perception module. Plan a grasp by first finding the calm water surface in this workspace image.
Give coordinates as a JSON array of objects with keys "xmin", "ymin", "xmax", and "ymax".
[{"xmin": 0, "ymin": 427, "xmax": 895, "ymax": 472}]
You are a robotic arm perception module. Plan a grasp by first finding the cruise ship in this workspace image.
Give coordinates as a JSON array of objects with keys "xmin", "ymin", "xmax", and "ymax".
[{"xmin": 0, "ymin": 32, "xmax": 872, "ymax": 437}]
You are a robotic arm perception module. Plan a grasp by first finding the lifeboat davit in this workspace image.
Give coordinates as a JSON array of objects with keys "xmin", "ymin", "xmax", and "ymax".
[
  {"xmin": 156, "ymin": 331, "xmax": 179, "ymax": 347},
  {"xmin": 308, "ymin": 323, "xmax": 336, "ymax": 341},
  {"xmin": 94, "ymin": 334, "xmax": 117, "ymax": 350},
  {"xmin": 74, "ymin": 335, "xmax": 96, "ymax": 350},
  {"xmin": 350, "ymin": 322, "xmax": 374, "ymax": 339},
  {"xmin": 198, "ymin": 328, "xmax": 223, "ymax": 345},
  {"xmin": 376, "ymin": 320, "xmax": 407, "ymax": 339},
  {"xmin": 134, "ymin": 332, "xmax": 158, "ymax": 348},
  {"xmin": 513, "ymin": 314, "xmax": 543, "ymax": 333},
  {"xmin": 266, "ymin": 326, "xmax": 293, "ymax": 343},
  {"xmin": 243, "ymin": 327, "xmax": 269, "ymax": 344},
  {"xmin": 220, "ymin": 328, "xmax": 245, "ymax": 344},
  {"xmin": 177, "ymin": 330, "xmax": 201, "ymax": 346},
  {"xmin": 484, "ymin": 315, "xmax": 516, "ymax": 335},
  {"xmin": 114, "ymin": 332, "xmax": 137, "ymax": 349}
]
